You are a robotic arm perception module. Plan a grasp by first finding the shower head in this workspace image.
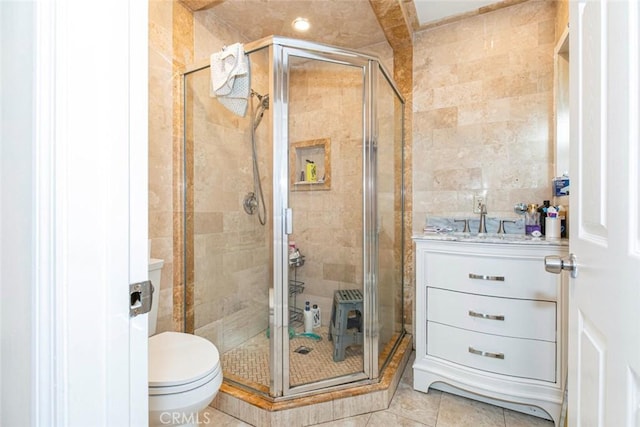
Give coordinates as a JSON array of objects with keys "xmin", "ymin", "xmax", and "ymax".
[
  {"xmin": 260, "ymin": 93, "xmax": 269, "ymax": 110},
  {"xmin": 251, "ymin": 90, "xmax": 269, "ymax": 130},
  {"xmin": 252, "ymin": 90, "xmax": 269, "ymax": 111},
  {"xmin": 251, "ymin": 90, "xmax": 269, "ymax": 108}
]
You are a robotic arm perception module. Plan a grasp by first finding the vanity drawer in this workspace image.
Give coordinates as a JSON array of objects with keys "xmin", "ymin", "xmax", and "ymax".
[
  {"xmin": 427, "ymin": 288, "xmax": 556, "ymax": 341},
  {"xmin": 427, "ymin": 322, "xmax": 556, "ymax": 382},
  {"xmin": 424, "ymin": 252, "xmax": 557, "ymax": 300}
]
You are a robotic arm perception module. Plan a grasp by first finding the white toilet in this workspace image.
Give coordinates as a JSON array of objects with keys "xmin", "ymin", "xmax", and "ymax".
[{"xmin": 147, "ymin": 259, "xmax": 223, "ymax": 427}]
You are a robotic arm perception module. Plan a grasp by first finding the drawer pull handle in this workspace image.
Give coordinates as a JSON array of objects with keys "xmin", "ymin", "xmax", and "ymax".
[
  {"xmin": 468, "ymin": 273, "xmax": 505, "ymax": 281},
  {"xmin": 468, "ymin": 346, "xmax": 504, "ymax": 360},
  {"xmin": 468, "ymin": 310, "xmax": 505, "ymax": 321}
]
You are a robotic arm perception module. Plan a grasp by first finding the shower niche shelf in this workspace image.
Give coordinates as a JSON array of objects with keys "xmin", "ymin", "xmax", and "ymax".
[{"xmin": 290, "ymin": 138, "xmax": 331, "ymax": 191}]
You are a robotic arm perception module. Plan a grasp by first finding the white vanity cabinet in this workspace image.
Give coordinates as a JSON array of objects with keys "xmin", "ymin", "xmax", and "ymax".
[{"xmin": 413, "ymin": 237, "xmax": 568, "ymax": 425}]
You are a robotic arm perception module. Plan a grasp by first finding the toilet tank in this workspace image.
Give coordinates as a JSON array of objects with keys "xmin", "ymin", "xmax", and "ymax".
[{"xmin": 148, "ymin": 258, "xmax": 164, "ymax": 336}]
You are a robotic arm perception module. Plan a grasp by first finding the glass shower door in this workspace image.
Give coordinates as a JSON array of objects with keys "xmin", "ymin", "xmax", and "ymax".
[{"xmin": 281, "ymin": 49, "xmax": 370, "ymax": 395}]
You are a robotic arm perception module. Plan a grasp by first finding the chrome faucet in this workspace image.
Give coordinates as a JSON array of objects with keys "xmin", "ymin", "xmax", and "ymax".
[
  {"xmin": 497, "ymin": 219, "xmax": 517, "ymax": 234},
  {"xmin": 454, "ymin": 218, "xmax": 470, "ymax": 233},
  {"xmin": 478, "ymin": 204, "xmax": 487, "ymax": 233}
]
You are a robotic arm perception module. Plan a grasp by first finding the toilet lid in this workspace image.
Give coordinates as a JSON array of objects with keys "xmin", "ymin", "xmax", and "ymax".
[{"xmin": 149, "ymin": 332, "xmax": 220, "ymax": 387}]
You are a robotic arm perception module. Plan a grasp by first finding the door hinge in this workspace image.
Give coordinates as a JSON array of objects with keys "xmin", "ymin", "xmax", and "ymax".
[{"xmin": 130, "ymin": 280, "xmax": 154, "ymax": 317}]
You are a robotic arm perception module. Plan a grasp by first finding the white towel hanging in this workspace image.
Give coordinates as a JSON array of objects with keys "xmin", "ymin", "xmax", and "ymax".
[{"xmin": 210, "ymin": 43, "xmax": 250, "ymax": 117}]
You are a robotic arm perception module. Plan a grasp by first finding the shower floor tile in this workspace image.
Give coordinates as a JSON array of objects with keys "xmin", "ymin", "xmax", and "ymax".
[{"xmin": 221, "ymin": 326, "xmax": 363, "ymax": 388}]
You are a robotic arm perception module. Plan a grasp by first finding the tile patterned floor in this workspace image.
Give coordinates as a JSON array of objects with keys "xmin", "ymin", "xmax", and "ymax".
[
  {"xmin": 203, "ymin": 351, "xmax": 556, "ymax": 427},
  {"xmin": 221, "ymin": 326, "xmax": 362, "ymax": 388}
]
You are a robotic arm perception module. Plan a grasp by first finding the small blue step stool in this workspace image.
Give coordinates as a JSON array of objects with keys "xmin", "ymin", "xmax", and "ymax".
[{"xmin": 328, "ymin": 289, "xmax": 364, "ymax": 362}]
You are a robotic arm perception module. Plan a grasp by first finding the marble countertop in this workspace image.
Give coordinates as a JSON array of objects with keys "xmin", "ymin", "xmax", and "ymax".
[
  {"xmin": 415, "ymin": 215, "xmax": 568, "ymax": 246},
  {"xmin": 413, "ymin": 232, "xmax": 569, "ymax": 246}
]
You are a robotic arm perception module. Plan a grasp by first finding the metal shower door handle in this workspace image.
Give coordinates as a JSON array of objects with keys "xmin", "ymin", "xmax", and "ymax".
[
  {"xmin": 544, "ymin": 253, "xmax": 578, "ymax": 278},
  {"xmin": 285, "ymin": 208, "xmax": 293, "ymax": 234}
]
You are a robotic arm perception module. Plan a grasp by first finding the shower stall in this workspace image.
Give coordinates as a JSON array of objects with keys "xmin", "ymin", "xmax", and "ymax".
[{"xmin": 183, "ymin": 36, "xmax": 405, "ymax": 398}]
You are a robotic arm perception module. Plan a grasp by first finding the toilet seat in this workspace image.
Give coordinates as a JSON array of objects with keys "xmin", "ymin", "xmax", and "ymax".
[
  {"xmin": 149, "ymin": 363, "xmax": 222, "ymax": 396},
  {"xmin": 149, "ymin": 332, "xmax": 221, "ymax": 395}
]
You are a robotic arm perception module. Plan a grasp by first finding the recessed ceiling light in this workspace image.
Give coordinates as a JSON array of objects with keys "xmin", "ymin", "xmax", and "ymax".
[{"xmin": 292, "ymin": 17, "xmax": 310, "ymax": 32}]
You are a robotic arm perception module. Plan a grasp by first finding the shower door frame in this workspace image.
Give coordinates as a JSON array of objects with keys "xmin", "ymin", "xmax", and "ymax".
[{"xmin": 263, "ymin": 36, "xmax": 384, "ymax": 397}]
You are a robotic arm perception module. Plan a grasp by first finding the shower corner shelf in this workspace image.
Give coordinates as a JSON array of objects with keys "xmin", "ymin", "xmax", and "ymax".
[{"xmin": 289, "ymin": 255, "xmax": 305, "ymax": 325}]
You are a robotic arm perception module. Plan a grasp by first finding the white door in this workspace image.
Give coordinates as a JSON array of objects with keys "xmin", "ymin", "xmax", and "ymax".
[
  {"xmin": 30, "ymin": 1, "xmax": 149, "ymax": 425},
  {"xmin": 568, "ymin": 1, "xmax": 640, "ymax": 426}
]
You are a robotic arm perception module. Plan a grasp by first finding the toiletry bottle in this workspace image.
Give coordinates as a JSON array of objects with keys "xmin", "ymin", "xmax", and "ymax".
[
  {"xmin": 289, "ymin": 242, "xmax": 300, "ymax": 264},
  {"xmin": 545, "ymin": 206, "xmax": 561, "ymax": 239},
  {"xmin": 305, "ymin": 160, "xmax": 317, "ymax": 182},
  {"xmin": 304, "ymin": 301, "xmax": 313, "ymax": 333},
  {"xmin": 559, "ymin": 205, "xmax": 568, "ymax": 238},
  {"xmin": 538, "ymin": 200, "xmax": 550, "ymax": 235},
  {"xmin": 312, "ymin": 304, "xmax": 320, "ymax": 328},
  {"xmin": 525, "ymin": 204, "xmax": 541, "ymax": 235}
]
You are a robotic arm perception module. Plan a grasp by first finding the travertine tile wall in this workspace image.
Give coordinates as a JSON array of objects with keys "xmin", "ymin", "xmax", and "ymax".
[
  {"xmin": 555, "ymin": 0, "xmax": 569, "ymax": 45},
  {"xmin": 412, "ymin": 0, "xmax": 558, "ymax": 231}
]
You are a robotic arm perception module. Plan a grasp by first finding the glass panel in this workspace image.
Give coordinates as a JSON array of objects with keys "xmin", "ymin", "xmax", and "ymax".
[
  {"xmin": 287, "ymin": 55, "xmax": 365, "ymax": 388},
  {"xmin": 376, "ymin": 68, "xmax": 405, "ymax": 370},
  {"xmin": 184, "ymin": 47, "xmax": 273, "ymax": 395}
]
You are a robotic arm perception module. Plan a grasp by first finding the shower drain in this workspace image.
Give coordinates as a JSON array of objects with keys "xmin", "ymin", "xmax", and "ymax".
[{"xmin": 294, "ymin": 346, "xmax": 312, "ymax": 355}]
